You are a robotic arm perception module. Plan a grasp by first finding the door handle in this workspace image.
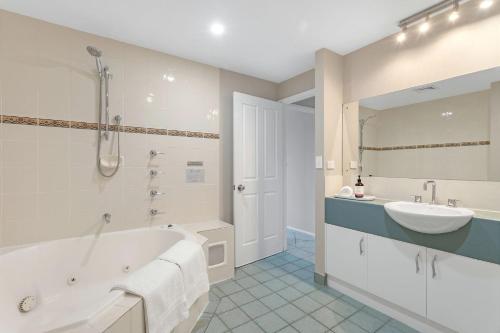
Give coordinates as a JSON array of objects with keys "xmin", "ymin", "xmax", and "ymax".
[
  {"xmin": 415, "ymin": 252, "xmax": 420, "ymax": 274},
  {"xmin": 237, "ymin": 184, "xmax": 246, "ymax": 192},
  {"xmin": 431, "ymin": 255, "xmax": 438, "ymax": 278},
  {"xmin": 359, "ymin": 238, "xmax": 364, "ymax": 256}
]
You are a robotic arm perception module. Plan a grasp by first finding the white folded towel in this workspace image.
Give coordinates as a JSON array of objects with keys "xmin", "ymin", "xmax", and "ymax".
[
  {"xmin": 158, "ymin": 240, "xmax": 209, "ymax": 308},
  {"xmin": 112, "ymin": 260, "xmax": 189, "ymax": 333}
]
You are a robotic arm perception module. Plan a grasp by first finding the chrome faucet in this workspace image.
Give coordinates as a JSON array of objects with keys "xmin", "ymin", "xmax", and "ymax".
[{"xmin": 423, "ymin": 180, "xmax": 437, "ymax": 204}]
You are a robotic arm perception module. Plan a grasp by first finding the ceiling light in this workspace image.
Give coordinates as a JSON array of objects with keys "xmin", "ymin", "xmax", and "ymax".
[
  {"xmin": 480, "ymin": 0, "xmax": 493, "ymax": 9},
  {"xmin": 396, "ymin": 26, "xmax": 407, "ymax": 43},
  {"xmin": 210, "ymin": 22, "xmax": 225, "ymax": 36},
  {"xmin": 449, "ymin": 1, "xmax": 460, "ymax": 21},
  {"xmin": 162, "ymin": 74, "xmax": 175, "ymax": 82},
  {"xmin": 419, "ymin": 18, "xmax": 430, "ymax": 34}
]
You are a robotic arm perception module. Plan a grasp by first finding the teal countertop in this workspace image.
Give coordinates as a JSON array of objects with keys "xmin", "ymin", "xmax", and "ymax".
[{"xmin": 325, "ymin": 197, "xmax": 500, "ymax": 265}]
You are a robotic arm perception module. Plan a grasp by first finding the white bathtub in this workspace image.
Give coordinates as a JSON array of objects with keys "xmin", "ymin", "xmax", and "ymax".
[{"xmin": 0, "ymin": 225, "xmax": 199, "ymax": 333}]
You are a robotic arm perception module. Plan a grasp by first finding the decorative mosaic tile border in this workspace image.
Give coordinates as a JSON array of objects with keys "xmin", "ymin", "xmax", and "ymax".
[
  {"xmin": 0, "ymin": 115, "xmax": 219, "ymax": 139},
  {"xmin": 362, "ymin": 141, "xmax": 490, "ymax": 151}
]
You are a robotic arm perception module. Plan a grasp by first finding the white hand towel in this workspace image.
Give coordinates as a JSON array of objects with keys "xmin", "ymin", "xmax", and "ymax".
[
  {"xmin": 158, "ymin": 240, "xmax": 209, "ymax": 308},
  {"xmin": 112, "ymin": 260, "xmax": 189, "ymax": 333}
]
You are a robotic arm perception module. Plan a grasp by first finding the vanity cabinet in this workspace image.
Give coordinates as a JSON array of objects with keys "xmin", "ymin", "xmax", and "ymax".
[
  {"xmin": 366, "ymin": 234, "xmax": 426, "ymax": 317},
  {"xmin": 326, "ymin": 224, "xmax": 500, "ymax": 333},
  {"xmin": 326, "ymin": 225, "xmax": 367, "ymax": 290},
  {"xmin": 427, "ymin": 249, "xmax": 500, "ymax": 333}
]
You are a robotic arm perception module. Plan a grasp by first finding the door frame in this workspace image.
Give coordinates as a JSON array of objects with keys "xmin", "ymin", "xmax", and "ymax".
[{"xmin": 279, "ymin": 90, "xmax": 315, "ymax": 248}]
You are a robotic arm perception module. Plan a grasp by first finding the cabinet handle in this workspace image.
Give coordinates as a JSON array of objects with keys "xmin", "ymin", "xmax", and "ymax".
[
  {"xmin": 415, "ymin": 252, "xmax": 420, "ymax": 273},
  {"xmin": 431, "ymin": 255, "xmax": 438, "ymax": 278},
  {"xmin": 359, "ymin": 238, "xmax": 364, "ymax": 256}
]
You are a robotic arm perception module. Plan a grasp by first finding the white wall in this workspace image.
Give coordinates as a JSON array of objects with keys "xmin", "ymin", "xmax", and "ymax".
[{"xmin": 285, "ymin": 105, "xmax": 315, "ymax": 235}]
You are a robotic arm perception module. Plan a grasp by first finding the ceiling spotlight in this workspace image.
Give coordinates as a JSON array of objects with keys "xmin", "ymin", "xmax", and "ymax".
[
  {"xmin": 396, "ymin": 27, "xmax": 407, "ymax": 43},
  {"xmin": 480, "ymin": 0, "xmax": 493, "ymax": 9},
  {"xmin": 210, "ymin": 22, "xmax": 225, "ymax": 36},
  {"xmin": 419, "ymin": 18, "xmax": 430, "ymax": 34},
  {"xmin": 449, "ymin": 1, "xmax": 460, "ymax": 22},
  {"xmin": 162, "ymin": 73, "xmax": 175, "ymax": 82}
]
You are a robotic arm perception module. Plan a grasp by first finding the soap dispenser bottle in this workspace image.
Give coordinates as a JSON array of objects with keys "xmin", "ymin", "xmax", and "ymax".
[{"xmin": 355, "ymin": 175, "xmax": 364, "ymax": 198}]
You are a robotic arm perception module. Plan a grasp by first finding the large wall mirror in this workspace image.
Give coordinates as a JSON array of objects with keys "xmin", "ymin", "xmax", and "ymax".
[{"xmin": 344, "ymin": 67, "xmax": 500, "ymax": 182}]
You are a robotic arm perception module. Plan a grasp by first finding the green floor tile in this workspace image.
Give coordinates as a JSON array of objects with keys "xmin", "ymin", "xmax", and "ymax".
[
  {"xmin": 348, "ymin": 311, "xmax": 385, "ymax": 332},
  {"xmin": 215, "ymin": 297, "xmax": 237, "ymax": 314},
  {"xmin": 247, "ymin": 284, "xmax": 274, "ymax": 298},
  {"xmin": 308, "ymin": 289, "xmax": 337, "ymax": 305},
  {"xmin": 232, "ymin": 320, "xmax": 265, "ymax": 333},
  {"xmin": 240, "ymin": 300, "xmax": 271, "ymax": 319},
  {"xmin": 236, "ymin": 276, "xmax": 260, "ymax": 289},
  {"xmin": 218, "ymin": 308, "xmax": 250, "ymax": 329},
  {"xmin": 217, "ymin": 280, "xmax": 243, "ymax": 295},
  {"xmin": 310, "ymin": 307, "xmax": 345, "ymax": 329},
  {"xmin": 254, "ymin": 312, "xmax": 288, "ymax": 332},
  {"xmin": 205, "ymin": 315, "xmax": 229, "ymax": 333},
  {"xmin": 333, "ymin": 320, "xmax": 368, "ymax": 333},
  {"xmin": 292, "ymin": 295, "xmax": 323, "ymax": 313},
  {"xmin": 229, "ymin": 290, "xmax": 256, "ymax": 306},
  {"xmin": 263, "ymin": 278, "xmax": 289, "ymax": 291},
  {"xmin": 291, "ymin": 315, "xmax": 329, "ymax": 333},
  {"xmin": 274, "ymin": 303, "xmax": 306, "ymax": 324},
  {"xmin": 327, "ymin": 299, "xmax": 360, "ymax": 317},
  {"xmin": 260, "ymin": 293, "xmax": 289, "ymax": 309},
  {"xmin": 277, "ymin": 286, "xmax": 304, "ymax": 301}
]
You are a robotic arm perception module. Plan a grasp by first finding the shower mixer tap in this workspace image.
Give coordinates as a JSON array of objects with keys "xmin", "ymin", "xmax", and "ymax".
[
  {"xmin": 150, "ymin": 150, "xmax": 165, "ymax": 158},
  {"xmin": 150, "ymin": 190, "xmax": 166, "ymax": 197},
  {"xmin": 149, "ymin": 209, "xmax": 165, "ymax": 216},
  {"xmin": 150, "ymin": 169, "xmax": 164, "ymax": 177}
]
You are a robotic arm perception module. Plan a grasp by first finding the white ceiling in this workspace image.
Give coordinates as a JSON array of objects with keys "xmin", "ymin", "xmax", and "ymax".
[
  {"xmin": 361, "ymin": 67, "xmax": 500, "ymax": 110},
  {"xmin": 0, "ymin": 0, "xmax": 440, "ymax": 82}
]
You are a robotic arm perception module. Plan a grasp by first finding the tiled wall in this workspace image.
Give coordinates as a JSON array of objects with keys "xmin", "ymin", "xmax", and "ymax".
[{"xmin": 0, "ymin": 10, "xmax": 220, "ymax": 247}]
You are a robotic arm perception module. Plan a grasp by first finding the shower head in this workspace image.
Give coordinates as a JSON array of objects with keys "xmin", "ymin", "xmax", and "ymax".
[
  {"xmin": 86, "ymin": 46, "xmax": 102, "ymax": 57},
  {"xmin": 86, "ymin": 46, "xmax": 103, "ymax": 76}
]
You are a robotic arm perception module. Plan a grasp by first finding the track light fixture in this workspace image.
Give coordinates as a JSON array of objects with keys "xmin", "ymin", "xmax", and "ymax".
[
  {"xmin": 396, "ymin": 26, "xmax": 407, "ymax": 43},
  {"xmin": 419, "ymin": 17, "xmax": 431, "ymax": 33},
  {"xmin": 449, "ymin": 1, "xmax": 460, "ymax": 21},
  {"xmin": 480, "ymin": 0, "xmax": 494, "ymax": 9},
  {"xmin": 397, "ymin": 0, "xmax": 493, "ymax": 44}
]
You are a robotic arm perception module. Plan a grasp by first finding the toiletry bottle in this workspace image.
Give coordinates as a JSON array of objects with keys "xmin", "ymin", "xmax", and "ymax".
[{"xmin": 355, "ymin": 175, "xmax": 364, "ymax": 198}]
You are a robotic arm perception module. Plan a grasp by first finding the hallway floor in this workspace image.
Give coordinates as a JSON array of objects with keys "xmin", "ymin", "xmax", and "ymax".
[{"xmin": 194, "ymin": 230, "xmax": 420, "ymax": 333}]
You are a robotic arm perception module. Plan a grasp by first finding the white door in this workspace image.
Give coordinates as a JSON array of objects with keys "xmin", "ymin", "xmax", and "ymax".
[
  {"xmin": 233, "ymin": 92, "xmax": 284, "ymax": 267},
  {"xmin": 367, "ymin": 235, "xmax": 426, "ymax": 317},
  {"xmin": 427, "ymin": 249, "xmax": 500, "ymax": 333},
  {"xmin": 326, "ymin": 225, "xmax": 367, "ymax": 289}
]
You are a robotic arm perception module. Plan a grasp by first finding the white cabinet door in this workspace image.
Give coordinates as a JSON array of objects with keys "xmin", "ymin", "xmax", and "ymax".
[
  {"xmin": 367, "ymin": 235, "xmax": 426, "ymax": 317},
  {"xmin": 326, "ymin": 225, "xmax": 367, "ymax": 289},
  {"xmin": 427, "ymin": 249, "xmax": 500, "ymax": 333}
]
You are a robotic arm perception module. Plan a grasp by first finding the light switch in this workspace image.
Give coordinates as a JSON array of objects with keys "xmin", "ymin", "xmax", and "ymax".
[
  {"xmin": 350, "ymin": 161, "xmax": 358, "ymax": 169},
  {"xmin": 315, "ymin": 156, "xmax": 323, "ymax": 169},
  {"xmin": 327, "ymin": 160, "xmax": 336, "ymax": 170}
]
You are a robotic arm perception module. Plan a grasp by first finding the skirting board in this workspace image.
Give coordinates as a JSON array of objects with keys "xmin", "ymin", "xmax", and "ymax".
[
  {"xmin": 286, "ymin": 226, "xmax": 315, "ymax": 238},
  {"xmin": 326, "ymin": 276, "xmax": 454, "ymax": 333}
]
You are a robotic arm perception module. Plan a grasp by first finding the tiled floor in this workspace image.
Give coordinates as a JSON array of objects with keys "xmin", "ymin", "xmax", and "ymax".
[{"xmin": 193, "ymin": 230, "xmax": 420, "ymax": 333}]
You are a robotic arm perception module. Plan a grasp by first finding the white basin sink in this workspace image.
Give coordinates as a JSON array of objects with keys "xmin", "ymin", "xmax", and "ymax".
[{"xmin": 384, "ymin": 201, "xmax": 474, "ymax": 234}]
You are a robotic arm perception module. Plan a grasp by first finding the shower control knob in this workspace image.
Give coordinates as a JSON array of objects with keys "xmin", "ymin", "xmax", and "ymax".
[
  {"xmin": 103, "ymin": 213, "xmax": 112, "ymax": 224},
  {"xmin": 237, "ymin": 184, "xmax": 245, "ymax": 192},
  {"xmin": 150, "ymin": 150, "xmax": 165, "ymax": 158}
]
